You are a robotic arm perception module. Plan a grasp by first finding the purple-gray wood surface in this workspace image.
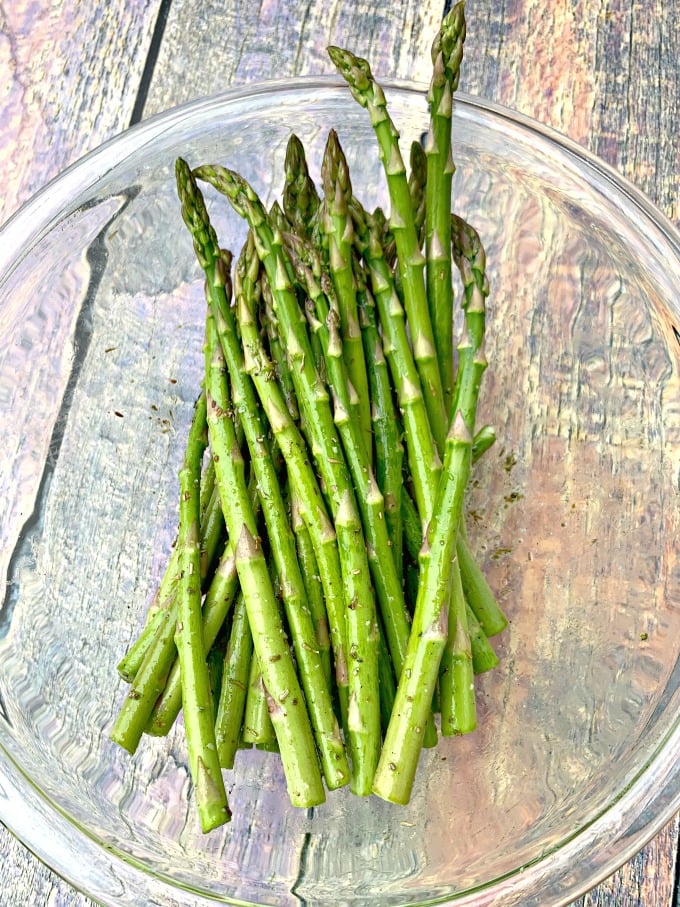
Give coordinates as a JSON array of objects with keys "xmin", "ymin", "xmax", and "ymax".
[{"xmin": 0, "ymin": 1, "xmax": 678, "ymax": 904}]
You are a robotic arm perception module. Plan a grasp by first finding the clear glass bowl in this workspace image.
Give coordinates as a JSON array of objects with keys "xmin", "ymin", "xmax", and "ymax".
[{"xmin": 1, "ymin": 78, "xmax": 680, "ymax": 907}]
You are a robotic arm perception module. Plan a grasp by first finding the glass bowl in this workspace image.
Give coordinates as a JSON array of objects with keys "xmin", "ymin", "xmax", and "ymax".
[{"xmin": 1, "ymin": 77, "xmax": 680, "ymax": 907}]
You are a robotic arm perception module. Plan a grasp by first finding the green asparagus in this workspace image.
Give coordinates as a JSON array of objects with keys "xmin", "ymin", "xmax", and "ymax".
[{"xmin": 111, "ymin": 14, "xmax": 512, "ymax": 829}]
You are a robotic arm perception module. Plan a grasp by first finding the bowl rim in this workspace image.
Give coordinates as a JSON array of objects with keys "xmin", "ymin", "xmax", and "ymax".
[
  {"xmin": 1, "ymin": 75, "xmax": 680, "ymax": 907},
  {"xmin": 1, "ymin": 74, "xmax": 679, "ymax": 277}
]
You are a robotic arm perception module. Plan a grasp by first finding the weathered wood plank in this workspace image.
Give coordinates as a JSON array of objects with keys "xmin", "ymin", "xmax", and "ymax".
[
  {"xmin": 0, "ymin": 0, "xmax": 162, "ymax": 227},
  {"xmin": 461, "ymin": 0, "xmax": 679, "ymax": 224},
  {"xmin": 142, "ymin": 0, "xmax": 444, "ymax": 119}
]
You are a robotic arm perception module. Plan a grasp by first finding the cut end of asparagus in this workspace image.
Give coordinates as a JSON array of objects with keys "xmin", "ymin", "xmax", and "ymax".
[{"xmin": 195, "ymin": 756, "xmax": 232, "ymax": 832}]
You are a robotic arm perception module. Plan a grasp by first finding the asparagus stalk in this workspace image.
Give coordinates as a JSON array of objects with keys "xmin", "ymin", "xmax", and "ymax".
[
  {"xmin": 376, "ymin": 613, "xmax": 397, "ymax": 736},
  {"xmin": 425, "ymin": 2, "xmax": 466, "ymax": 413},
  {"xmin": 199, "ymin": 456, "xmax": 216, "ymax": 518},
  {"xmin": 467, "ymin": 603, "xmax": 500, "ymax": 674},
  {"xmin": 117, "ymin": 469, "xmax": 224, "ymax": 683},
  {"xmin": 213, "ymin": 279, "xmax": 349, "ymax": 789},
  {"xmin": 439, "ymin": 543, "xmax": 476, "ymax": 736},
  {"xmin": 355, "ymin": 204, "xmax": 507, "ymax": 641},
  {"xmin": 449, "ymin": 214, "xmax": 509, "ymax": 639},
  {"xmin": 319, "ymin": 129, "xmax": 372, "ymax": 459},
  {"xmin": 373, "ymin": 218, "xmax": 490, "ymax": 803},
  {"xmin": 373, "ymin": 408, "xmax": 474, "ymax": 803},
  {"xmin": 356, "ymin": 276, "xmax": 404, "ymax": 578},
  {"xmin": 282, "ymin": 133, "xmax": 321, "ymax": 238},
  {"xmin": 113, "ymin": 409, "xmax": 232, "ymax": 749},
  {"xmin": 194, "ymin": 162, "xmax": 381, "ymax": 795},
  {"xmin": 408, "ymin": 139, "xmax": 427, "ymax": 250},
  {"xmin": 199, "ymin": 482, "xmax": 226, "ymax": 580},
  {"xmin": 351, "ymin": 203, "xmax": 442, "ymax": 524},
  {"xmin": 173, "ymin": 390, "xmax": 231, "ymax": 831},
  {"xmin": 471, "ymin": 424, "xmax": 496, "ymax": 461},
  {"xmin": 259, "ymin": 256, "xmax": 300, "ymax": 422},
  {"xmin": 457, "ymin": 525, "xmax": 507, "ymax": 637},
  {"xmin": 233, "ymin": 245, "xmax": 351, "ymax": 740},
  {"xmin": 144, "ymin": 251, "xmax": 251, "ymax": 738},
  {"xmin": 290, "ymin": 486, "xmax": 333, "ymax": 692},
  {"xmin": 111, "ymin": 575, "xmax": 184, "ymax": 753},
  {"xmin": 328, "ymin": 44, "xmax": 448, "ymax": 451},
  {"xmin": 242, "ymin": 654, "xmax": 277, "ymax": 744},
  {"xmin": 116, "ymin": 594, "xmax": 167, "ymax": 683},
  {"xmin": 203, "ymin": 298, "xmax": 325, "ymax": 807},
  {"xmin": 291, "ymin": 240, "xmax": 439, "ymax": 751},
  {"xmin": 177, "ymin": 160, "xmax": 349, "ymax": 792},
  {"xmin": 145, "ymin": 525, "xmax": 240, "ymax": 736},
  {"xmin": 284, "ymin": 233, "xmax": 411, "ymax": 666},
  {"xmin": 215, "ymin": 592, "xmax": 253, "ymax": 769}
]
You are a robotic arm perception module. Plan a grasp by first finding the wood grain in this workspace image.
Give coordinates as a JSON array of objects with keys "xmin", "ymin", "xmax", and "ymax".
[
  {"xmin": 461, "ymin": 0, "xmax": 679, "ymax": 225},
  {"xmin": 0, "ymin": 0, "xmax": 162, "ymax": 226},
  {"xmin": 141, "ymin": 0, "xmax": 444, "ymax": 119}
]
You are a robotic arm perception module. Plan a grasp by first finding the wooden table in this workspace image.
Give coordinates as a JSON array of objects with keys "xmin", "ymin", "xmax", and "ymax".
[{"xmin": 1, "ymin": 1, "xmax": 678, "ymax": 904}]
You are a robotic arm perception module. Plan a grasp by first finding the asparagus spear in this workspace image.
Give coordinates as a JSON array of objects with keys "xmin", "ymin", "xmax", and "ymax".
[
  {"xmin": 319, "ymin": 129, "xmax": 372, "ymax": 459},
  {"xmin": 177, "ymin": 160, "xmax": 349, "ymax": 792},
  {"xmin": 199, "ymin": 482, "xmax": 227, "ymax": 580},
  {"xmin": 284, "ymin": 233, "xmax": 411, "ymax": 677},
  {"xmin": 328, "ymin": 44, "xmax": 448, "ymax": 452},
  {"xmin": 233, "ymin": 246, "xmax": 351, "ymax": 742},
  {"xmin": 372, "ymin": 219, "xmax": 490, "ymax": 804},
  {"xmin": 457, "ymin": 524, "xmax": 507, "ymax": 637},
  {"xmin": 355, "ymin": 202, "xmax": 506, "ymax": 642},
  {"xmin": 290, "ymin": 486, "xmax": 333, "ymax": 692},
  {"xmin": 116, "ymin": 593, "xmax": 168, "ymax": 684},
  {"xmin": 144, "ymin": 251, "xmax": 251, "ymax": 738},
  {"xmin": 242, "ymin": 654, "xmax": 277, "ymax": 744},
  {"xmin": 425, "ymin": 2, "xmax": 466, "ymax": 413},
  {"xmin": 408, "ymin": 139, "xmax": 428, "ymax": 250},
  {"xmin": 117, "ymin": 469, "xmax": 224, "ymax": 683},
  {"xmin": 377, "ymin": 614, "xmax": 397, "ymax": 736},
  {"xmin": 215, "ymin": 592, "xmax": 253, "ymax": 769},
  {"xmin": 259, "ymin": 254, "xmax": 300, "ymax": 422},
  {"xmin": 113, "ymin": 611, "xmax": 182, "ymax": 754},
  {"xmin": 471, "ymin": 424, "xmax": 496, "ymax": 461},
  {"xmin": 373, "ymin": 408, "xmax": 474, "ymax": 804},
  {"xmin": 203, "ymin": 297, "xmax": 326, "ymax": 807},
  {"xmin": 145, "ymin": 531, "xmax": 240, "ymax": 736},
  {"xmin": 172, "ymin": 390, "xmax": 231, "ymax": 831},
  {"xmin": 213, "ymin": 281, "xmax": 348, "ymax": 789},
  {"xmin": 351, "ymin": 203, "xmax": 442, "ymax": 525},
  {"xmin": 356, "ymin": 276, "xmax": 404, "ymax": 578},
  {"xmin": 439, "ymin": 543, "xmax": 476, "ymax": 736},
  {"xmin": 293, "ymin": 241, "xmax": 439, "ymax": 751},
  {"xmin": 282, "ymin": 133, "xmax": 321, "ymax": 238},
  {"xmin": 194, "ymin": 162, "xmax": 381, "ymax": 795},
  {"xmin": 467, "ymin": 603, "xmax": 500, "ymax": 674}
]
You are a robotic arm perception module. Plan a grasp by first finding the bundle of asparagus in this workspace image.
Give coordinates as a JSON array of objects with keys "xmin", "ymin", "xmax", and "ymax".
[{"xmin": 111, "ymin": 1, "xmax": 508, "ymax": 833}]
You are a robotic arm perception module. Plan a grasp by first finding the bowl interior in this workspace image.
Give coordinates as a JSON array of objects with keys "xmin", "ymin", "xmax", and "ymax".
[{"xmin": 1, "ymin": 82, "xmax": 680, "ymax": 907}]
